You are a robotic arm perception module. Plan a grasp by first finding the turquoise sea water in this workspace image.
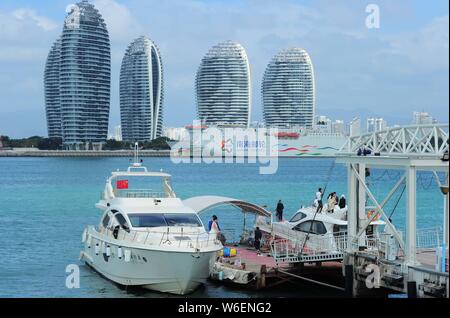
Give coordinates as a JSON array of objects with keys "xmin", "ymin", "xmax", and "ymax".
[{"xmin": 0, "ymin": 157, "xmax": 444, "ymax": 297}]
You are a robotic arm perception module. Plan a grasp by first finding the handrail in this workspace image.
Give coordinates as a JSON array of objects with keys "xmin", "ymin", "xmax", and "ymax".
[{"xmin": 93, "ymin": 225, "xmax": 221, "ymax": 250}]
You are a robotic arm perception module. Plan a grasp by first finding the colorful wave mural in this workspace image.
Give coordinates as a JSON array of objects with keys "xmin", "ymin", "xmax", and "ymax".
[{"xmin": 274, "ymin": 144, "xmax": 340, "ymax": 156}]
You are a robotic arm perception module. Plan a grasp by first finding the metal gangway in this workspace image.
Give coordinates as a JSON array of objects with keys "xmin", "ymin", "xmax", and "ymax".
[
  {"xmin": 270, "ymin": 227, "xmax": 444, "ymax": 265},
  {"xmin": 271, "ymin": 232, "xmax": 348, "ymax": 264}
]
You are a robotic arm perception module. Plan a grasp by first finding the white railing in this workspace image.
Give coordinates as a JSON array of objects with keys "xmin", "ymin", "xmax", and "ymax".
[
  {"xmin": 93, "ymin": 226, "xmax": 221, "ymax": 250},
  {"xmin": 271, "ymin": 232, "xmax": 349, "ymax": 262},
  {"xmin": 415, "ymin": 227, "xmax": 442, "ymax": 249},
  {"xmin": 271, "ymin": 226, "xmax": 444, "ymax": 263},
  {"xmin": 115, "ymin": 189, "xmax": 170, "ymax": 198},
  {"xmin": 338, "ymin": 124, "xmax": 449, "ymax": 158}
]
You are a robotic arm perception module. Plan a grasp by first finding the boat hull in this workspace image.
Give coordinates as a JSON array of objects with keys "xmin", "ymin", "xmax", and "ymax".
[{"xmin": 81, "ymin": 236, "xmax": 218, "ymax": 295}]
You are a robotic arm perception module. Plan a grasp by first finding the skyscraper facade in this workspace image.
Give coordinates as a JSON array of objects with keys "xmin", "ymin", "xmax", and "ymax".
[
  {"xmin": 262, "ymin": 48, "xmax": 315, "ymax": 128},
  {"xmin": 120, "ymin": 36, "xmax": 164, "ymax": 141},
  {"xmin": 44, "ymin": 38, "xmax": 62, "ymax": 138},
  {"xmin": 196, "ymin": 40, "xmax": 251, "ymax": 128},
  {"xmin": 44, "ymin": 0, "xmax": 111, "ymax": 149}
]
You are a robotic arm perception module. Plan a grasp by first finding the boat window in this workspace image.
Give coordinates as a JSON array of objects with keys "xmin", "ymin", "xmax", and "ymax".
[
  {"xmin": 102, "ymin": 215, "xmax": 110, "ymax": 228},
  {"xmin": 333, "ymin": 225, "xmax": 347, "ymax": 234},
  {"xmin": 164, "ymin": 214, "xmax": 202, "ymax": 227},
  {"xmin": 115, "ymin": 213, "xmax": 130, "ymax": 231},
  {"xmin": 289, "ymin": 212, "xmax": 307, "ymax": 223},
  {"xmin": 128, "ymin": 214, "xmax": 167, "ymax": 228},
  {"xmin": 294, "ymin": 221, "xmax": 327, "ymax": 235}
]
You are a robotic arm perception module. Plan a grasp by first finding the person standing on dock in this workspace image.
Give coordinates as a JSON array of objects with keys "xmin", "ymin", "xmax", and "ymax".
[
  {"xmin": 276, "ymin": 200, "xmax": 284, "ymax": 221},
  {"xmin": 338, "ymin": 194, "xmax": 346, "ymax": 209},
  {"xmin": 315, "ymin": 188, "xmax": 323, "ymax": 213},
  {"xmin": 209, "ymin": 215, "xmax": 226, "ymax": 245},
  {"xmin": 254, "ymin": 227, "xmax": 262, "ymax": 255}
]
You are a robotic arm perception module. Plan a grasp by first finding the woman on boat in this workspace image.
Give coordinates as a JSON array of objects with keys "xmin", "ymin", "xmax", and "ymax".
[
  {"xmin": 327, "ymin": 193, "xmax": 336, "ymax": 212},
  {"xmin": 209, "ymin": 215, "xmax": 226, "ymax": 245}
]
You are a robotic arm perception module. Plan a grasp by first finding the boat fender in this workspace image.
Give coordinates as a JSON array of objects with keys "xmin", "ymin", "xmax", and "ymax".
[
  {"xmin": 101, "ymin": 242, "xmax": 106, "ymax": 253},
  {"xmin": 218, "ymin": 271, "xmax": 224, "ymax": 280},
  {"xmin": 106, "ymin": 245, "xmax": 111, "ymax": 257},
  {"xmin": 117, "ymin": 247, "xmax": 123, "ymax": 259},
  {"xmin": 95, "ymin": 243, "xmax": 99, "ymax": 255},
  {"xmin": 124, "ymin": 249, "xmax": 131, "ymax": 262},
  {"xmin": 81, "ymin": 229, "xmax": 87, "ymax": 243}
]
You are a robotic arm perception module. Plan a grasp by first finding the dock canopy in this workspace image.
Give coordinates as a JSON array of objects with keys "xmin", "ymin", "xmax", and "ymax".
[{"xmin": 182, "ymin": 196, "xmax": 272, "ymax": 217}]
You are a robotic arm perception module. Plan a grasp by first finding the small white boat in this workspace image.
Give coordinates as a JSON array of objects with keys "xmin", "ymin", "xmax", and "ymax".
[
  {"xmin": 257, "ymin": 205, "xmax": 385, "ymax": 260},
  {"xmin": 80, "ymin": 145, "xmax": 222, "ymax": 295}
]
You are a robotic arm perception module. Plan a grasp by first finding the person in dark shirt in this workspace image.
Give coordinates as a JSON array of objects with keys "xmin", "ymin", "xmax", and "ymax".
[
  {"xmin": 338, "ymin": 195, "xmax": 346, "ymax": 209},
  {"xmin": 276, "ymin": 200, "xmax": 284, "ymax": 221},
  {"xmin": 254, "ymin": 227, "xmax": 262, "ymax": 254}
]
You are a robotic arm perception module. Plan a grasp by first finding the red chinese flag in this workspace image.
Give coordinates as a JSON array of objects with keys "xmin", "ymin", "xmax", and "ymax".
[{"xmin": 117, "ymin": 180, "xmax": 129, "ymax": 190}]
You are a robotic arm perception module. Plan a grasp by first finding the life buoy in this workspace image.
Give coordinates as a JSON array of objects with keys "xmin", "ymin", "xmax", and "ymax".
[{"xmin": 367, "ymin": 209, "xmax": 380, "ymax": 221}]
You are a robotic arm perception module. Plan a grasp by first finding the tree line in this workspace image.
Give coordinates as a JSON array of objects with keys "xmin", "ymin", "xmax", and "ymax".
[{"xmin": 0, "ymin": 136, "xmax": 172, "ymax": 151}]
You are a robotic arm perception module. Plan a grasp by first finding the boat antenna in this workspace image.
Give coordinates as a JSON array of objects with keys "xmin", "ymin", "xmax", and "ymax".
[{"xmin": 132, "ymin": 142, "xmax": 141, "ymax": 167}]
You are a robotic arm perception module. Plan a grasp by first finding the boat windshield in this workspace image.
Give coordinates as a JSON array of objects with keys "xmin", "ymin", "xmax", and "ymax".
[
  {"xmin": 128, "ymin": 213, "xmax": 202, "ymax": 228},
  {"xmin": 112, "ymin": 175, "xmax": 174, "ymax": 198}
]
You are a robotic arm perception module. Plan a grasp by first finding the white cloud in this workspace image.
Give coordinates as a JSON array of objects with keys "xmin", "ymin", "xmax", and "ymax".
[
  {"xmin": 12, "ymin": 8, "xmax": 58, "ymax": 32},
  {"xmin": 378, "ymin": 15, "xmax": 449, "ymax": 71},
  {"xmin": 0, "ymin": 47, "xmax": 49, "ymax": 62},
  {"xmin": 93, "ymin": 0, "xmax": 143, "ymax": 43}
]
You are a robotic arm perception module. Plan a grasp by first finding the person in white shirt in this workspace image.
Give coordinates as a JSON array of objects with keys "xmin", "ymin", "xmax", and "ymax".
[{"xmin": 315, "ymin": 188, "xmax": 323, "ymax": 213}]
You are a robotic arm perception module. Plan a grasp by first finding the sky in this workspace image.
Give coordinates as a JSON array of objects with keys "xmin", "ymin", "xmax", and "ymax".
[{"xmin": 0, "ymin": 0, "xmax": 448, "ymax": 138}]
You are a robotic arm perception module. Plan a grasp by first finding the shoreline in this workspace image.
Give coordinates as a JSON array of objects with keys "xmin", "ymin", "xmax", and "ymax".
[
  {"xmin": 0, "ymin": 150, "xmax": 337, "ymax": 158},
  {"xmin": 0, "ymin": 150, "xmax": 171, "ymax": 157}
]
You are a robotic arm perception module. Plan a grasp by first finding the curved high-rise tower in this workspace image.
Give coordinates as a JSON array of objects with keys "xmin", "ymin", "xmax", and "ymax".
[
  {"xmin": 262, "ymin": 48, "xmax": 315, "ymax": 128},
  {"xmin": 59, "ymin": 0, "xmax": 111, "ymax": 149},
  {"xmin": 196, "ymin": 40, "xmax": 251, "ymax": 128},
  {"xmin": 120, "ymin": 36, "xmax": 164, "ymax": 141},
  {"xmin": 44, "ymin": 38, "xmax": 62, "ymax": 138}
]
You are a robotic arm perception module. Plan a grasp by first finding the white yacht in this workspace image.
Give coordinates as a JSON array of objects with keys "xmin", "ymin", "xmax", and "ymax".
[
  {"xmin": 256, "ymin": 205, "xmax": 385, "ymax": 259},
  {"xmin": 80, "ymin": 146, "xmax": 222, "ymax": 295}
]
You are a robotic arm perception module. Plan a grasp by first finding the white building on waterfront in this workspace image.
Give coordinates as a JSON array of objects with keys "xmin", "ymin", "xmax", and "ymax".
[
  {"xmin": 332, "ymin": 120, "xmax": 345, "ymax": 135},
  {"xmin": 44, "ymin": 1, "xmax": 111, "ymax": 150},
  {"xmin": 163, "ymin": 127, "xmax": 189, "ymax": 141},
  {"xmin": 314, "ymin": 115, "xmax": 332, "ymax": 133},
  {"xmin": 262, "ymin": 48, "xmax": 315, "ymax": 128},
  {"xmin": 196, "ymin": 40, "xmax": 251, "ymax": 128},
  {"xmin": 367, "ymin": 117, "xmax": 387, "ymax": 133},
  {"xmin": 349, "ymin": 117, "xmax": 361, "ymax": 137},
  {"xmin": 412, "ymin": 111, "xmax": 435, "ymax": 124},
  {"xmin": 120, "ymin": 36, "xmax": 164, "ymax": 141},
  {"xmin": 114, "ymin": 125, "xmax": 122, "ymax": 141}
]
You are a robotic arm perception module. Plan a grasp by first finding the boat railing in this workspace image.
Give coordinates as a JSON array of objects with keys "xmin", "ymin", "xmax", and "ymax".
[
  {"xmin": 96, "ymin": 226, "xmax": 221, "ymax": 250},
  {"xmin": 271, "ymin": 231, "xmax": 349, "ymax": 261},
  {"xmin": 114, "ymin": 189, "xmax": 170, "ymax": 199},
  {"xmin": 347, "ymin": 226, "xmax": 443, "ymax": 259},
  {"xmin": 405, "ymin": 226, "xmax": 443, "ymax": 250}
]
